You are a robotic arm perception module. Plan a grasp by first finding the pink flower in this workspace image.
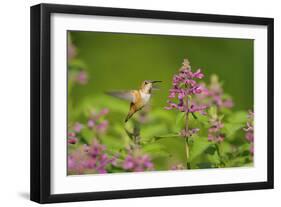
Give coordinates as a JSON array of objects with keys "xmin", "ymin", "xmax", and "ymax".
[
  {"xmin": 90, "ymin": 108, "xmax": 110, "ymax": 120},
  {"xmin": 68, "ymin": 132, "xmax": 75, "ymax": 136},
  {"xmin": 96, "ymin": 120, "xmax": 109, "ymax": 133},
  {"xmin": 88, "ymin": 119, "xmax": 95, "ymax": 128},
  {"xmin": 68, "ymin": 156, "xmax": 76, "ymax": 169},
  {"xmin": 68, "ymin": 42, "xmax": 77, "ymax": 61},
  {"xmin": 75, "ymin": 70, "xmax": 88, "ymax": 85},
  {"xmin": 87, "ymin": 108, "xmax": 110, "ymax": 134},
  {"xmin": 223, "ymin": 99, "xmax": 234, "ymax": 108},
  {"xmin": 245, "ymin": 131, "xmax": 254, "ymax": 142},
  {"xmin": 99, "ymin": 108, "xmax": 109, "ymax": 116},
  {"xmin": 68, "ymin": 132, "xmax": 78, "ymax": 144},
  {"xmin": 188, "ymin": 103, "xmax": 208, "ymax": 114},
  {"xmin": 180, "ymin": 128, "xmax": 200, "ymax": 137},
  {"xmin": 208, "ymin": 118, "xmax": 225, "ymax": 143},
  {"xmin": 123, "ymin": 155, "xmax": 134, "ymax": 170},
  {"xmin": 193, "ymin": 68, "xmax": 204, "ymax": 79},
  {"xmin": 193, "ymin": 75, "xmax": 234, "ymax": 110},
  {"xmin": 87, "ymin": 140, "xmax": 106, "ymax": 157},
  {"xmin": 164, "ymin": 101, "xmax": 178, "ymax": 110},
  {"xmin": 192, "ymin": 85, "xmax": 203, "ymax": 94},
  {"xmin": 122, "ymin": 153, "xmax": 154, "ymax": 172},
  {"xmin": 165, "ymin": 59, "xmax": 207, "ymax": 115},
  {"xmin": 73, "ymin": 122, "xmax": 83, "ymax": 132},
  {"xmin": 244, "ymin": 110, "xmax": 254, "ymax": 156},
  {"xmin": 68, "ymin": 140, "xmax": 115, "ymax": 174},
  {"xmin": 68, "ymin": 137, "xmax": 78, "ymax": 144}
]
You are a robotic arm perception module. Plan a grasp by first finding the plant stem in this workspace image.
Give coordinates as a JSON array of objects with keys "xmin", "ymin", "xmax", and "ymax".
[
  {"xmin": 215, "ymin": 143, "xmax": 225, "ymax": 167},
  {"xmin": 185, "ymin": 97, "xmax": 189, "ymax": 133},
  {"xmin": 185, "ymin": 138, "xmax": 191, "ymax": 169},
  {"xmin": 184, "ymin": 96, "xmax": 191, "ymax": 169},
  {"xmin": 129, "ymin": 120, "xmax": 141, "ymax": 146}
]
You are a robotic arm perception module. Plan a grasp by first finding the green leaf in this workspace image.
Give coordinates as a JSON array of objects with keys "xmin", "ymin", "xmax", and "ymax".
[
  {"xmin": 239, "ymin": 142, "xmax": 251, "ymax": 152},
  {"xmin": 227, "ymin": 111, "xmax": 248, "ymax": 124},
  {"xmin": 157, "ymin": 137, "xmax": 187, "ymax": 164},
  {"xmin": 222, "ymin": 123, "xmax": 244, "ymax": 139},
  {"xmin": 141, "ymin": 124, "xmax": 168, "ymax": 142},
  {"xmin": 102, "ymin": 135, "xmax": 125, "ymax": 151},
  {"xmin": 191, "ymin": 112, "xmax": 197, "ymax": 119},
  {"xmin": 175, "ymin": 112, "xmax": 185, "ymax": 132},
  {"xmin": 205, "ymin": 145, "xmax": 216, "ymax": 155},
  {"xmin": 219, "ymin": 141, "xmax": 233, "ymax": 156},
  {"xmin": 196, "ymin": 162, "xmax": 214, "ymax": 169},
  {"xmin": 80, "ymin": 128, "xmax": 94, "ymax": 144},
  {"xmin": 189, "ymin": 137, "xmax": 212, "ymax": 162},
  {"xmin": 150, "ymin": 109, "xmax": 175, "ymax": 123},
  {"xmin": 154, "ymin": 133, "xmax": 181, "ymax": 140},
  {"xmin": 206, "ymin": 150, "xmax": 221, "ymax": 165},
  {"xmin": 142, "ymin": 143, "xmax": 170, "ymax": 158},
  {"xmin": 225, "ymin": 156, "xmax": 249, "ymax": 167},
  {"xmin": 193, "ymin": 113, "xmax": 209, "ymax": 125}
]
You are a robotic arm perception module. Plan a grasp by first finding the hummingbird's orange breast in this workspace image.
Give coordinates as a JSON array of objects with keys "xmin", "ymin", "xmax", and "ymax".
[{"xmin": 132, "ymin": 90, "xmax": 143, "ymax": 108}]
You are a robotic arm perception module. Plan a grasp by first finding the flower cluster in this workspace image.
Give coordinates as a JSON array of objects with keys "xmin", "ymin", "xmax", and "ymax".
[
  {"xmin": 122, "ymin": 151, "xmax": 154, "ymax": 172},
  {"xmin": 68, "ymin": 140, "xmax": 114, "ymax": 174},
  {"xmin": 73, "ymin": 122, "xmax": 83, "ymax": 133},
  {"xmin": 165, "ymin": 59, "xmax": 207, "ymax": 114},
  {"xmin": 68, "ymin": 34, "xmax": 89, "ymax": 86},
  {"xmin": 180, "ymin": 128, "xmax": 200, "ymax": 137},
  {"xmin": 88, "ymin": 108, "xmax": 109, "ymax": 134},
  {"xmin": 196, "ymin": 75, "xmax": 234, "ymax": 110},
  {"xmin": 244, "ymin": 110, "xmax": 254, "ymax": 155},
  {"xmin": 208, "ymin": 117, "xmax": 225, "ymax": 143},
  {"xmin": 68, "ymin": 132, "xmax": 78, "ymax": 144}
]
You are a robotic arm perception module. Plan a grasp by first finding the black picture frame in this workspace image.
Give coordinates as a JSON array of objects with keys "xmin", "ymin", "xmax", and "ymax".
[{"xmin": 30, "ymin": 3, "xmax": 274, "ymax": 204}]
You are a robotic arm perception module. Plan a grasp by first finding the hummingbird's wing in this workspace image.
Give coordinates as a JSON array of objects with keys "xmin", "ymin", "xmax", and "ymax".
[{"xmin": 106, "ymin": 90, "xmax": 136, "ymax": 103}]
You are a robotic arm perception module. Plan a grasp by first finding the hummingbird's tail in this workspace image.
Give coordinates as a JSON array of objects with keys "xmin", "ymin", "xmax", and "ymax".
[
  {"xmin": 125, "ymin": 112, "xmax": 133, "ymax": 123},
  {"xmin": 125, "ymin": 103, "xmax": 136, "ymax": 122},
  {"xmin": 125, "ymin": 116, "xmax": 129, "ymax": 123}
]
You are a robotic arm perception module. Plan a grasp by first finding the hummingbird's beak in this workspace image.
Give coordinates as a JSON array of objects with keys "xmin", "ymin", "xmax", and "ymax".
[{"xmin": 150, "ymin": 80, "xmax": 162, "ymax": 84}]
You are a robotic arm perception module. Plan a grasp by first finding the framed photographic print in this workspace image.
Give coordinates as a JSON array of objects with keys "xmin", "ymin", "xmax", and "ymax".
[{"xmin": 30, "ymin": 3, "xmax": 274, "ymax": 203}]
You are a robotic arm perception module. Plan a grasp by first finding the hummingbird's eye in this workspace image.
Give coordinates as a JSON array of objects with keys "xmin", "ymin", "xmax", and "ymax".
[{"xmin": 144, "ymin": 81, "xmax": 148, "ymax": 85}]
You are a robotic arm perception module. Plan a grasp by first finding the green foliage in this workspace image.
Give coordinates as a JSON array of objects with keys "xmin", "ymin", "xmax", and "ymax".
[
  {"xmin": 67, "ymin": 80, "xmax": 253, "ymax": 173},
  {"xmin": 67, "ymin": 78, "xmax": 253, "ymax": 172}
]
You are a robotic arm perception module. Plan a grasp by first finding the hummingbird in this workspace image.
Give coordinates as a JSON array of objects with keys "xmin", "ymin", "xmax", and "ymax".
[{"xmin": 106, "ymin": 80, "xmax": 162, "ymax": 122}]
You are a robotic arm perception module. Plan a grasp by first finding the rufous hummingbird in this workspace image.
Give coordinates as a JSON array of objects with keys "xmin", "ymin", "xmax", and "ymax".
[{"xmin": 106, "ymin": 80, "xmax": 162, "ymax": 122}]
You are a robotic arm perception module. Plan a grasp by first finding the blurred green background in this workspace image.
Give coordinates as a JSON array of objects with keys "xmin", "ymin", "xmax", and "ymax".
[{"xmin": 69, "ymin": 31, "xmax": 253, "ymax": 111}]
